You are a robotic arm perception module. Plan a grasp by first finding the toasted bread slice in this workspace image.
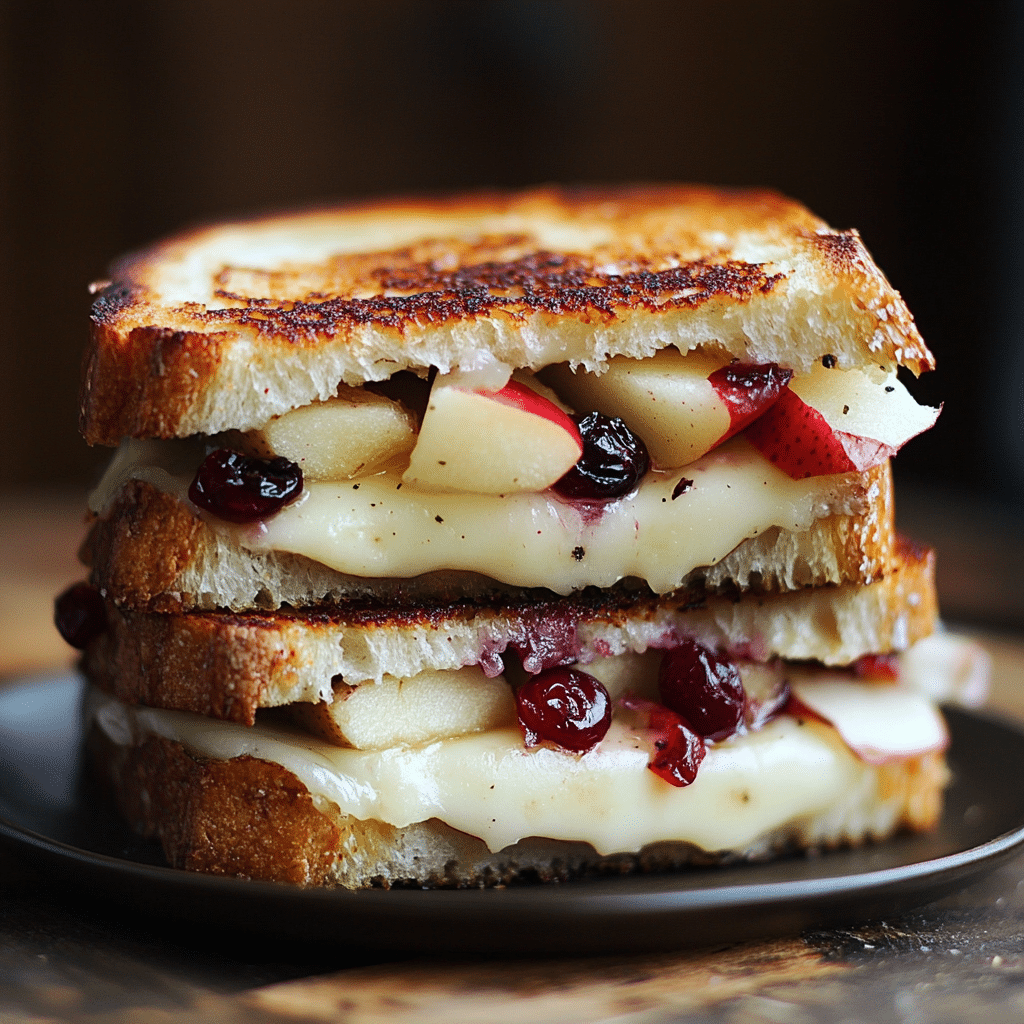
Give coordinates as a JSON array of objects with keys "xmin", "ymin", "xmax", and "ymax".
[
  {"xmin": 81, "ymin": 185, "xmax": 932, "ymax": 446},
  {"xmin": 81, "ymin": 536, "xmax": 935, "ymax": 727}
]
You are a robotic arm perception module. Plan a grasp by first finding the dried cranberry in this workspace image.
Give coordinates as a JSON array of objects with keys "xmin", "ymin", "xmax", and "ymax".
[
  {"xmin": 553, "ymin": 412, "xmax": 648, "ymax": 501},
  {"xmin": 658, "ymin": 639, "xmax": 746, "ymax": 741},
  {"xmin": 54, "ymin": 583, "xmax": 106, "ymax": 649},
  {"xmin": 188, "ymin": 449, "xmax": 303, "ymax": 524},
  {"xmin": 646, "ymin": 703, "xmax": 706, "ymax": 787},
  {"xmin": 622, "ymin": 697, "xmax": 706, "ymax": 787},
  {"xmin": 516, "ymin": 667, "xmax": 611, "ymax": 753}
]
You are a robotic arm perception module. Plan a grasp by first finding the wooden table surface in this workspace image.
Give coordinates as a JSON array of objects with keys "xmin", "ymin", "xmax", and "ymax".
[{"xmin": 1, "ymin": 484, "xmax": 1022, "ymax": 1024}]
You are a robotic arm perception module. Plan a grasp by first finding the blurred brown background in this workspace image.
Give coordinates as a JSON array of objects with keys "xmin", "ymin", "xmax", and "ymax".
[{"xmin": 1, "ymin": 0, "xmax": 1021, "ymax": 504}]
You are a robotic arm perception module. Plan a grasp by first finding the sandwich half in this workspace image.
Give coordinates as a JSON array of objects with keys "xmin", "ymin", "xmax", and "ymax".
[{"xmin": 59, "ymin": 184, "xmax": 981, "ymax": 887}]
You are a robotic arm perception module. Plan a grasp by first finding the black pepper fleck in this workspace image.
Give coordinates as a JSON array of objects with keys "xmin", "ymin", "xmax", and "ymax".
[
  {"xmin": 572, "ymin": 546, "xmax": 585, "ymax": 561},
  {"xmin": 672, "ymin": 478, "xmax": 694, "ymax": 499},
  {"xmin": 435, "ymin": 515, "xmax": 444, "ymax": 523},
  {"xmin": 822, "ymin": 354, "xmax": 837, "ymax": 368}
]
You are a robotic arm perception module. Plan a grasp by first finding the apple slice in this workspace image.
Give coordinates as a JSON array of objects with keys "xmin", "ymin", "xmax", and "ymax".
[
  {"xmin": 253, "ymin": 384, "xmax": 417, "ymax": 481},
  {"xmin": 789, "ymin": 675, "xmax": 948, "ymax": 765},
  {"xmin": 293, "ymin": 666, "xmax": 516, "ymax": 750},
  {"xmin": 402, "ymin": 379, "xmax": 583, "ymax": 494},
  {"xmin": 580, "ymin": 649, "xmax": 661, "ymax": 701},
  {"xmin": 707, "ymin": 362, "xmax": 793, "ymax": 436},
  {"xmin": 541, "ymin": 351, "xmax": 790, "ymax": 469},
  {"xmin": 744, "ymin": 365, "xmax": 940, "ymax": 479}
]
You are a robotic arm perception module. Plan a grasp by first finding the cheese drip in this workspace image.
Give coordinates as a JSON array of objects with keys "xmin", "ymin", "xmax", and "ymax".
[{"xmin": 90, "ymin": 437, "xmax": 864, "ymax": 595}]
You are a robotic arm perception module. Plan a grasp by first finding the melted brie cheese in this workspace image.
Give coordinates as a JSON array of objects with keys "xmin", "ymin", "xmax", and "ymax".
[
  {"xmin": 89, "ymin": 680, "xmax": 944, "ymax": 856},
  {"xmin": 90, "ymin": 437, "xmax": 861, "ymax": 595}
]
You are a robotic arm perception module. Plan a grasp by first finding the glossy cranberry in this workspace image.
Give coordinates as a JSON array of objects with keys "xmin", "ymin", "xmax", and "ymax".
[
  {"xmin": 516, "ymin": 667, "xmax": 611, "ymax": 753},
  {"xmin": 553, "ymin": 412, "xmax": 649, "ymax": 501},
  {"xmin": 647, "ymin": 708, "xmax": 704, "ymax": 786},
  {"xmin": 54, "ymin": 583, "xmax": 106, "ymax": 649},
  {"xmin": 188, "ymin": 449, "xmax": 303, "ymax": 524},
  {"xmin": 658, "ymin": 639, "xmax": 746, "ymax": 741},
  {"xmin": 630, "ymin": 700, "xmax": 706, "ymax": 787}
]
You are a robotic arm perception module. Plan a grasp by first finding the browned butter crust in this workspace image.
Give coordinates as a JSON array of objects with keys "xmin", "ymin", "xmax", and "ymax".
[{"xmin": 81, "ymin": 184, "xmax": 933, "ymax": 446}]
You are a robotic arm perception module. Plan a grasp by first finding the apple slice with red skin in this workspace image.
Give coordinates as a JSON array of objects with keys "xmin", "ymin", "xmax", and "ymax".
[
  {"xmin": 786, "ymin": 675, "xmax": 948, "ymax": 765},
  {"xmin": 541, "ymin": 351, "xmax": 791, "ymax": 469},
  {"xmin": 744, "ymin": 365, "xmax": 940, "ymax": 479},
  {"xmin": 403, "ymin": 379, "xmax": 583, "ymax": 494},
  {"xmin": 707, "ymin": 362, "xmax": 794, "ymax": 440}
]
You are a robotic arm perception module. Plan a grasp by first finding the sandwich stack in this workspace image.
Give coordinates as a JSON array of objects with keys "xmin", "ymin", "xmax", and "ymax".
[{"xmin": 58, "ymin": 185, "xmax": 986, "ymax": 887}]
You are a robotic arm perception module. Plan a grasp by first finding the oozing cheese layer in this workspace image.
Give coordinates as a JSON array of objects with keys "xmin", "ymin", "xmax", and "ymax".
[
  {"xmin": 89, "ymin": 679, "xmax": 945, "ymax": 856},
  {"xmin": 90, "ymin": 437, "xmax": 863, "ymax": 594}
]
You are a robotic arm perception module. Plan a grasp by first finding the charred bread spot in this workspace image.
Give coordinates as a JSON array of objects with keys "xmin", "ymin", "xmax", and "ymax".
[
  {"xmin": 811, "ymin": 230, "xmax": 868, "ymax": 273},
  {"xmin": 186, "ymin": 256, "xmax": 789, "ymax": 338},
  {"xmin": 89, "ymin": 280, "xmax": 143, "ymax": 320}
]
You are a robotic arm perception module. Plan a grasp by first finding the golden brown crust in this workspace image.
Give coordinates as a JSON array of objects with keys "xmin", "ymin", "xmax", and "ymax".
[
  {"xmin": 81, "ymin": 185, "xmax": 933, "ymax": 445},
  {"xmin": 877, "ymin": 749, "xmax": 947, "ymax": 833},
  {"xmin": 79, "ymin": 480, "xmax": 204, "ymax": 609},
  {"xmin": 81, "ymin": 535, "xmax": 936, "ymax": 727},
  {"xmin": 83, "ymin": 601, "xmax": 305, "ymax": 725},
  {"xmin": 89, "ymin": 729, "xmax": 341, "ymax": 884}
]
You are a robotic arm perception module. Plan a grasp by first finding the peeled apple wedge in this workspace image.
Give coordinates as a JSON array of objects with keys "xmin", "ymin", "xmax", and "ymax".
[
  {"xmin": 255, "ymin": 384, "xmax": 416, "ymax": 481},
  {"xmin": 295, "ymin": 667, "xmax": 516, "ymax": 749},
  {"xmin": 542, "ymin": 351, "xmax": 790, "ymax": 469},
  {"xmin": 542, "ymin": 351, "xmax": 728, "ymax": 468},
  {"xmin": 745, "ymin": 365, "xmax": 940, "ymax": 479},
  {"xmin": 403, "ymin": 379, "xmax": 583, "ymax": 494},
  {"xmin": 581, "ymin": 649, "xmax": 662, "ymax": 701}
]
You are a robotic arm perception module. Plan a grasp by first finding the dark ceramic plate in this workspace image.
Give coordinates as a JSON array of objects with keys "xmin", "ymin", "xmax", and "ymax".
[{"xmin": 1, "ymin": 673, "xmax": 1022, "ymax": 954}]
